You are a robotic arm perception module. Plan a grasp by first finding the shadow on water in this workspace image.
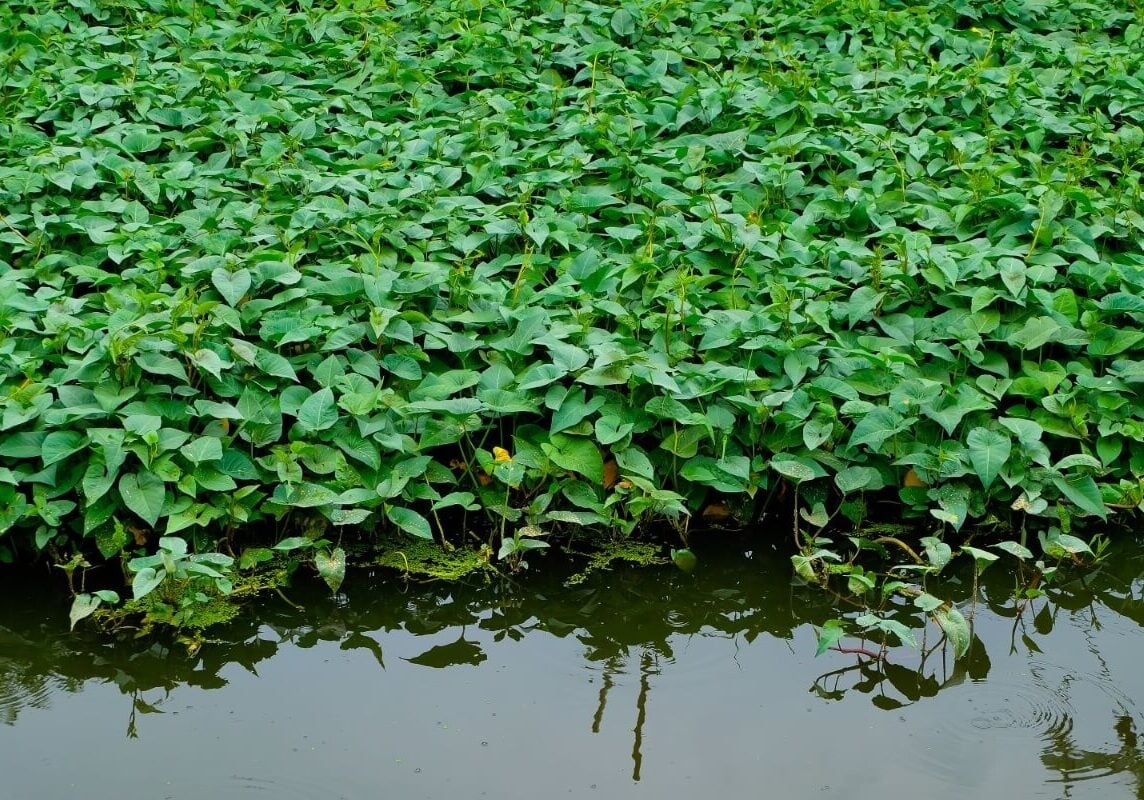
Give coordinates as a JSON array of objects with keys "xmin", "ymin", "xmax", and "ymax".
[{"xmin": 1, "ymin": 536, "xmax": 1143, "ymax": 798}]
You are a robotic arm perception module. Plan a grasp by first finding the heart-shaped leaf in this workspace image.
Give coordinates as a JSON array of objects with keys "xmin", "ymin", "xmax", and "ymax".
[
  {"xmin": 211, "ymin": 267, "xmax": 252, "ymax": 307},
  {"xmin": 966, "ymin": 427, "xmax": 1011, "ymax": 489},
  {"xmin": 69, "ymin": 593, "xmax": 101, "ymax": 631},
  {"xmin": 314, "ymin": 547, "xmax": 347, "ymax": 593},
  {"xmin": 118, "ymin": 472, "xmax": 166, "ymax": 527}
]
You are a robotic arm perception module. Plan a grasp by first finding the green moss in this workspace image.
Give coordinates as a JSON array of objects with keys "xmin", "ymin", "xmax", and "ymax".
[
  {"xmin": 375, "ymin": 538, "xmax": 494, "ymax": 581},
  {"xmin": 565, "ymin": 539, "xmax": 667, "ymax": 586},
  {"xmin": 100, "ymin": 593, "xmax": 241, "ymax": 633},
  {"xmin": 95, "ymin": 566, "xmax": 285, "ymax": 633},
  {"xmin": 854, "ymin": 522, "xmax": 915, "ymax": 538}
]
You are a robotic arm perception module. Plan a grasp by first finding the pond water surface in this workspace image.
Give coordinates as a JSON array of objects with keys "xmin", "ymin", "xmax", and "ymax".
[{"xmin": 2, "ymin": 538, "xmax": 1143, "ymax": 800}]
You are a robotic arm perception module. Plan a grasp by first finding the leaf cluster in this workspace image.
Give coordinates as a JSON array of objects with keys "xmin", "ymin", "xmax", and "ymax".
[{"xmin": 1, "ymin": 0, "xmax": 1142, "ymax": 579}]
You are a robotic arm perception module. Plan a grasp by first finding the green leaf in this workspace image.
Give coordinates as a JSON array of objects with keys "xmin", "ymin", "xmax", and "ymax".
[
  {"xmin": 815, "ymin": 619, "xmax": 845, "ymax": 657},
  {"xmin": 932, "ymin": 606, "xmax": 971, "ymax": 659},
  {"xmin": 1053, "ymin": 534, "xmax": 1093, "ymax": 556},
  {"xmin": 1051, "ymin": 474, "xmax": 1107, "ymax": 519},
  {"xmin": 961, "ymin": 545, "xmax": 1000, "ymax": 570},
  {"xmin": 803, "ymin": 418, "xmax": 833, "ymax": 450},
  {"xmin": 239, "ymin": 547, "xmax": 274, "ymax": 570},
  {"xmin": 180, "ymin": 437, "xmax": 223, "ymax": 464},
  {"xmin": 610, "ymin": 8, "xmax": 636, "ymax": 36},
  {"xmin": 69, "ymin": 593, "xmax": 102, "ymax": 631},
  {"xmin": 192, "ymin": 348, "xmax": 227, "ymax": 379},
  {"xmin": 855, "ymin": 613, "xmax": 917, "ymax": 648},
  {"xmin": 94, "ymin": 523, "xmax": 129, "ymax": 558},
  {"xmin": 595, "ymin": 416, "xmax": 634, "ymax": 446},
  {"xmin": 1011, "ymin": 316, "xmax": 1061, "ymax": 350},
  {"xmin": 999, "ymin": 417, "xmax": 1043, "ymax": 444},
  {"xmin": 1041, "ymin": 529, "xmax": 1094, "ymax": 559},
  {"xmin": 325, "ymin": 508, "xmax": 370, "ymax": 526},
  {"xmin": 121, "ymin": 130, "xmax": 162, "ymax": 153},
  {"xmin": 875, "ymin": 619, "xmax": 916, "ymax": 649},
  {"xmin": 42, "ymin": 431, "xmax": 86, "ymax": 466},
  {"xmin": 670, "ymin": 548, "xmax": 697, "ymax": 573},
  {"xmin": 932, "ymin": 483, "xmax": 970, "ymax": 531},
  {"xmin": 1054, "ymin": 453, "xmax": 1101, "ymax": 471},
  {"xmin": 273, "ymin": 482, "xmax": 339, "ymax": 508},
  {"xmin": 211, "ymin": 268, "xmax": 252, "ymax": 307},
  {"xmin": 913, "ymin": 593, "xmax": 943, "ymax": 613},
  {"xmin": 921, "ymin": 536, "xmax": 952, "ymax": 570},
  {"xmin": 273, "ymin": 536, "xmax": 313, "ymax": 551},
  {"xmin": 387, "ymin": 506, "xmax": 434, "ymax": 540},
  {"xmin": 547, "ymin": 437, "xmax": 605, "ymax": 485},
  {"xmin": 834, "ymin": 466, "xmax": 879, "ymax": 493},
  {"xmin": 849, "ymin": 407, "xmax": 908, "ymax": 450},
  {"xmin": 551, "ymin": 388, "xmax": 604, "ymax": 434},
  {"xmin": 134, "ymin": 353, "xmax": 187, "ymax": 380},
  {"xmin": 771, "ymin": 457, "xmax": 815, "ymax": 483},
  {"xmin": 297, "ymin": 388, "xmax": 338, "ymax": 432},
  {"xmin": 131, "ymin": 566, "xmax": 165, "ymax": 600},
  {"xmin": 998, "ymin": 258, "xmax": 1026, "ymax": 297},
  {"xmin": 314, "ymin": 547, "xmax": 347, "ymax": 593},
  {"xmin": 994, "ymin": 541, "xmax": 1034, "ymax": 560},
  {"xmin": 118, "ymin": 473, "xmax": 166, "ymax": 527},
  {"xmin": 254, "ymin": 348, "xmax": 298, "ymax": 381},
  {"xmin": 432, "ymin": 491, "xmax": 479, "ymax": 511},
  {"xmin": 0, "ymin": 432, "xmax": 46, "ymax": 458},
  {"xmin": 1087, "ymin": 328, "xmax": 1144, "ymax": 357},
  {"xmin": 381, "ymin": 354, "xmax": 423, "ymax": 381},
  {"xmin": 965, "ymin": 427, "xmax": 1011, "ymax": 489}
]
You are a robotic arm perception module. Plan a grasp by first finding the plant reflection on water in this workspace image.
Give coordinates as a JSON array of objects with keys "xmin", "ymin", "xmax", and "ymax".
[{"xmin": 1, "ymin": 540, "xmax": 1142, "ymax": 795}]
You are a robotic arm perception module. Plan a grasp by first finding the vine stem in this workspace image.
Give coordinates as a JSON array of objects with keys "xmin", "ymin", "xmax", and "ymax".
[
  {"xmin": 874, "ymin": 535, "xmax": 923, "ymax": 564},
  {"xmin": 273, "ymin": 586, "xmax": 303, "ymax": 610},
  {"xmin": 832, "ymin": 645, "xmax": 885, "ymax": 660}
]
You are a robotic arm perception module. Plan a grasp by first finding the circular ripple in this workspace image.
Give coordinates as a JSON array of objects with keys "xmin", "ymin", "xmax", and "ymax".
[
  {"xmin": 0, "ymin": 666, "xmax": 59, "ymax": 725},
  {"xmin": 901, "ymin": 659, "xmax": 1080, "ymax": 792},
  {"xmin": 953, "ymin": 659, "xmax": 1079, "ymax": 744},
  {"xmin": 967, "ymin": 680, "xmax": 1075, "ymax": 742},
  {"xmin": 907, "ymin": 652, "xmax": 1144, "ymax": 797}
]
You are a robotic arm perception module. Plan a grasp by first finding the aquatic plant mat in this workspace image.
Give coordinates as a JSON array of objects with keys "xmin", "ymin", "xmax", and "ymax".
[{"xmin": 1, "ymin": 0, "xmax": 1142, "ymax": 631}]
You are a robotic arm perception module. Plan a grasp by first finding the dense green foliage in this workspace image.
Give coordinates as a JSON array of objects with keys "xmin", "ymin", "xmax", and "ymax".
[{"xmin": 2, "ymin": 0, "xmax": 1143, "ymax": 622}]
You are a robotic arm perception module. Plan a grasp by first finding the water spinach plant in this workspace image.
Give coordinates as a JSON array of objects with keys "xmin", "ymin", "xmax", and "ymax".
[{"xmin": 1, "ymin": 0, "xmax": 1142, "ymax": 633}]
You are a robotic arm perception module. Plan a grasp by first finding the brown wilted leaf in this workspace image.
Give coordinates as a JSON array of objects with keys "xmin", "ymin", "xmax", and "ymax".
[
  {"xmin": 602, "ymin": 459, "xmax": 619, "ymax": 488},
  {"xmin": 701, "ymin": 502, "xmax": 732, "ymax": 520},
  {"xmin": 904, "ymin": 468, "xmax": 927, "ymax": 488},
  {"xmin": 129, "ymin": 525, "xmax": 149, "ymax": 546}
]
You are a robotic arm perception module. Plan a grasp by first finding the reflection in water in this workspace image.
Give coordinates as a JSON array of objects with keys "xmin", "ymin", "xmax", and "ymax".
[
  {"xmin": 589, "ymin": 649, "xmax": 658, "ymax": 781},
  {"xmin": 1044, "ymin": 715, "xmax": 1144, "ymax": 798},
  {"xmin": 0, "ymin": 539, "xmax": 1142, "ymax": 798},
  {"xmin": 405, "ymin": 629, "xmax": 486, "ymax": 668},
  {"xmin": 0, "ymin": 626, "xmax": 84, "ymax": 726},
  {"xmin": 1031, "ymin": 584, "xmax": 1144, "ymax": 800}
]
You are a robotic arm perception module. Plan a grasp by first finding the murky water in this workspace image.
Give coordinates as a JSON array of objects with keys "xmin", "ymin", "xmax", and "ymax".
[{"xmin": 2, "ymin": 538, "xmax": 1142, "ymax": 800}]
